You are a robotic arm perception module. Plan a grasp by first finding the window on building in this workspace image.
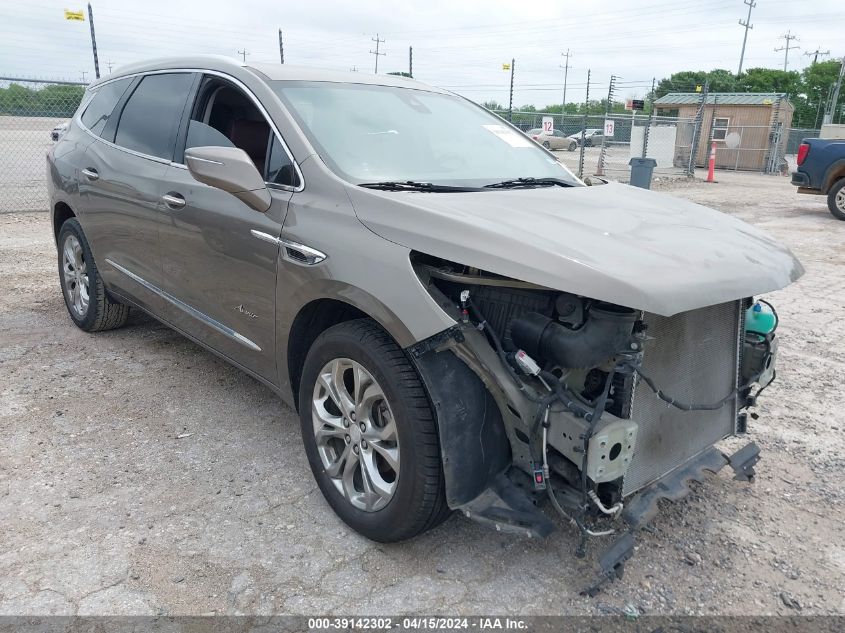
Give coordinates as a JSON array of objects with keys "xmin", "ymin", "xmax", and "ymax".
[{"xmin": 713, "ymin": 117, "xmax": 730, "ymax": 141}]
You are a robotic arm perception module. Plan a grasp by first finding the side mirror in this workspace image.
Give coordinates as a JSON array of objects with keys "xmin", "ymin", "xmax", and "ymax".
[{"xmin": 184, "ymin": 146, "xmax": 271, "ymax": 212}]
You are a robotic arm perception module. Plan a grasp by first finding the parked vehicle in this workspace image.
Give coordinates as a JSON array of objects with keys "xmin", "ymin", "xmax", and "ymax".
[
  {"xmin": 792, "ymin": 138, "xmax": 845, "ymax": 220},
  {"xmin": 47, "ymin": 56, "xmax": 802, "ymax": 588},
  {"xmin": 570, "ymin": 128, "xmax": 604, "ymax": 147},
  {"xmin": 527, "ymin": 128, "xmax": 577, "ymax": 151},
  {"xmin": 50, "ymin": 121, "xmax": 69, "ymax": 141}
]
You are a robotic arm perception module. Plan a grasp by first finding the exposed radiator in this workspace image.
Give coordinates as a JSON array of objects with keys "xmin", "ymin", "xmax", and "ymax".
[{"xmin": 622, "ymin": 301, "xmax": 743, "ymax": 497}]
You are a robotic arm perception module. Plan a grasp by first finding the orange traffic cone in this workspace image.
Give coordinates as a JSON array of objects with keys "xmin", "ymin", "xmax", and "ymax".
[{"xmin": 706, "ymin": 141, "xmax": 716, "ymax": 183}]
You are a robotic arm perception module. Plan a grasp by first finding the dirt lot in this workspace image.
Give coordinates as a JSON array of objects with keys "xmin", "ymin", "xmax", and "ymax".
[{"xmin": 1, "ymin": 171, "xmax": 844, "ymax": 617}]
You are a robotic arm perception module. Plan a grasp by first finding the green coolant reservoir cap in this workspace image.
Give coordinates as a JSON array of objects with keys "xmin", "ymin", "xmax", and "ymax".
[{"xmin": 746, "ymin": 302, "xmax": 776, "ymax": 336}]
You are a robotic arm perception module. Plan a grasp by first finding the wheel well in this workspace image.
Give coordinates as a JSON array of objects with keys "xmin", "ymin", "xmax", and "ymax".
[
  {"xmin": 53, "ymin": 202, "xmax": 76, "ymax": 243},
  {"xmin": 287, "ymin": 299, "xmax": 368, "ymax": 409},
  {"xmin": 827, "ymin": 167, "xmax": 845, "ymax": 192}
]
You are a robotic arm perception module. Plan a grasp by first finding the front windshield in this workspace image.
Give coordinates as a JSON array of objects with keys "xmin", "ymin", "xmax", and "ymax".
[{"xmin": 270, "ymin": 80, "xmax": 581, "ymax": 188}]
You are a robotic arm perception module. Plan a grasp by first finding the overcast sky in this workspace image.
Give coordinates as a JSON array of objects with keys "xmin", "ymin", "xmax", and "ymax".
[{"xmin": 2, "ymin": 0, "xmax": 842, "ymax": 107}]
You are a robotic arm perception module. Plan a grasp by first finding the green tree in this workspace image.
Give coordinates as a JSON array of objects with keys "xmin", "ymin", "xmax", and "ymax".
[
  {"xmin": 799, "ymin": 59, "xmax": 843, "ymax": 127},
  {"xmin": 386, "ymin": 71, "xmax": 412, "ymax": 78},
  {"xmin": 656, "ymin": 69, "xmax": 737, "ymax": 97}
]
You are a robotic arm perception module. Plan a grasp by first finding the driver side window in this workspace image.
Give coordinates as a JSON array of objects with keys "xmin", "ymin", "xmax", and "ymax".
[{"xmin": 182, "ymin": 76, "xmax": 299, "ymax": 188}]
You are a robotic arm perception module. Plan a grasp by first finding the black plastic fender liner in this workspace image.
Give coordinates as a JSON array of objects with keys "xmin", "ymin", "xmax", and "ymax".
[{"xmin": 412, "ymin": 346, "xmax": 511, "ymax": 508}]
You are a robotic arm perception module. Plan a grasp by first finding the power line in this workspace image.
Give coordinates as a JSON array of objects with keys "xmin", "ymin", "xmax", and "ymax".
[
  {"xmin": 369, "ymin": 33, "xmax": 385, "ymax": 73},
  {"xmin": 737, "ymin": 0, "xmax": 755, "ymax": 75},
  {"xmin": 774, "ymin": 31, "xmax": 799, "ymax": 71}
]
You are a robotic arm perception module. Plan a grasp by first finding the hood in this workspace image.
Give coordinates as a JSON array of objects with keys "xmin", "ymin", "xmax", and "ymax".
[{"xmin": 347, "ymin": 182, "xmax": 803, "ymax": 316}]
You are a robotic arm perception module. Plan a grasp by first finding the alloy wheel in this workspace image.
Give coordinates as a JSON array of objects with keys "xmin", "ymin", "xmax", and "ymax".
[
  {"xmin": 836, "ymin": 188, "xmax": 845, "ymax": 212},
  {"xmin": 311, "ymin": 358, "xmax": 400, "ymax": 512},
  {"xmin": 62, "ymin": 234, "xmax": 89, "ymax": 317}
]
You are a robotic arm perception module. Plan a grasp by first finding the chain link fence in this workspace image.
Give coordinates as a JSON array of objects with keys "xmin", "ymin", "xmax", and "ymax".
[
  {"xmin": 0, "ymin": 76, "xmax": 826, "ymax": 214},
  {"xmin": 493, "ymin": 110, "xmax": 696, "ymax": 181},
  {"xmin": 0, "ymin": 77, "xmax": 86, "ymax": 213}
]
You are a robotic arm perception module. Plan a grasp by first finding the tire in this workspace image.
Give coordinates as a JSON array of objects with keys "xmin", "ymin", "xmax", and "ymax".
[
  {"xmin": 542, "ymin": 141, "xmax": 551, "ymax": 149},
  {"xmin": 568, "ymin": 141, "xmax": 577, "ymax": 151},
  {"xmin": 298, "ymin": 318, "xmax": 450, "ymax": 542},
  {"xmin": 828, "ymin": 178, "xmax": 845, "ymax": 221},
  {"xmin": 57, "ymin": 218, "xmax": 129, "ymax": 332}
]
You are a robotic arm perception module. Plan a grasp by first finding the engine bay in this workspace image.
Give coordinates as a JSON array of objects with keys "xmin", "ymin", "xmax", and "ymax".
[{"xmin": 410, "ymin": 252, "xmax": 779, "ymax": 591}]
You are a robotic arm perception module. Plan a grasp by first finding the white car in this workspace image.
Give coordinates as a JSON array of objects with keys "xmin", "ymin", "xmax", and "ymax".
[{"xmin": 50, "ymin": 121, "xmax": 69, "ymax": 142}]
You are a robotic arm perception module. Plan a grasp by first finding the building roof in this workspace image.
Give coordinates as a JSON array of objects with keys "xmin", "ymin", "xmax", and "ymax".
[{"xmin": 654, "ymin": 92, "xmax": 788, "ymax": 106}]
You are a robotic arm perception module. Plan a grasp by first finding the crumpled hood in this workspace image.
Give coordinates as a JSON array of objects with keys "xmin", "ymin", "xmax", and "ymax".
[{"xmin": 347, "ymin": 182, "xmax": 804, "ymax": 316}]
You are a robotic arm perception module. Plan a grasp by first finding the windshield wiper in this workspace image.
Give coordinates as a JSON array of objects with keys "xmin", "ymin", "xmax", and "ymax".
[
  {"xmin": 358, "ymin": 180, "xmax": 480, "ymax": 192},
  {"xmin": 483, "ymin": 177, "xmax": 574, "ymax": 189}
]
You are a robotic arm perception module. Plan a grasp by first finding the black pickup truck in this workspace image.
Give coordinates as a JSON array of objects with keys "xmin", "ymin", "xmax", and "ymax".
[{"xmin": 792, "ymin": 138, "xmax": 845, "ymax": 220}]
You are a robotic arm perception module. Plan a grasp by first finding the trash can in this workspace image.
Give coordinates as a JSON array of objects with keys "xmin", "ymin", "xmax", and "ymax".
[{"xmin": 628, "ymin": 157, "xmax": 657, "ymax": 189}]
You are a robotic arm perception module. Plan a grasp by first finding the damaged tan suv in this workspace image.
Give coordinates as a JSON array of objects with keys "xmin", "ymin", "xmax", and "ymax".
[{"xmin": 47, "ymin": 56, "xmax": 802, "ymax": 591}]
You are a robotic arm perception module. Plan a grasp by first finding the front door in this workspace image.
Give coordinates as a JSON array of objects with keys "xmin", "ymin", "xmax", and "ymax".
[{"xmin": 157, "ymin": 75, "xmax": 301, "ymax": 383}]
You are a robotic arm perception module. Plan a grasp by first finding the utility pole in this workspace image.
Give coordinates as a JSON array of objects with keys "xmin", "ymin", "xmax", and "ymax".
[
  {"xmin": 560, "ymin": 48, "xmax": 572, "ymax": 125},
  {"xmin": 737, "ymin": 0, "xmax": 755, "ymax": 75},
  {"xmin": 823, "ymin": 56, "xmax": 845, "ymax": 125},
  {"xmin": 106, "ymin": 60, "xmax": 113, "ymax": 74},
  {"xmin": 369, "ymin": 34, "xmax": 385, "ymax": 74},
  {"xmin": 804, "ymin": 48, "xmax": 830, "ymax": 65},
  {"xmin": 80, "ymin": 70, "xmax": 88, "ymax": 83},
  {"xmin": 409, "ymin": 46, "xmax": 413, "ymax": 78},
  {"xmin": 87, "ymin": 3, "xmax": 100, "ymax": 79},
  {"xmin": 278, "ymin": 30, "xmax": 284, "ymax": 64},
  {"xmin": 507, "ymin": 58, "xmax": 515, "ymax": 121},
  {"xmin": 238, "ymin": 49, "xmax": 249, "ymax": 62},
  {"xmin": 350, "ymin": 66, "xmax": 358, "ymax": 72},
  {"xmin": 774, "ymin": 31, "xmax": 799, "ymax": 71}
]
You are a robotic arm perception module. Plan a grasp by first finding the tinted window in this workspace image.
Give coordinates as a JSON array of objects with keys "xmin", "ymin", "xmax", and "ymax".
[
  {"xmin": 185, "ymin": 119, "xmax": 234, "ymax": 149},
  {"xmin": 80, "ymin": 77, "xmax": 132, "ymax": 137},
  {"xmin": 266, "ymin": 135, "xmax": 299, "ymax": 187},
  {"xmin": 115, "ymin": 73, "xmax": 193, "ymax": 160}
]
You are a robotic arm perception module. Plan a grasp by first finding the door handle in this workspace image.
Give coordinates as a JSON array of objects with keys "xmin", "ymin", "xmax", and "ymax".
[
  {"xmin": 162, "ymin": 192, "xmax": 186, "ymax": 209},
  {"xmin": 81, "ymin": 168, "xmax": 99, "ymax": 181}
]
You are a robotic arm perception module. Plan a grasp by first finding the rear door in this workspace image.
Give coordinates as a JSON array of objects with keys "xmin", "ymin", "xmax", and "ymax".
[
  {"xmin": 79, "ymin": 72, "xmax": 196, "ymax": 314},
  {"xmin": 156, "ymin": 74, "xmax": 301, "ymax": 382}
]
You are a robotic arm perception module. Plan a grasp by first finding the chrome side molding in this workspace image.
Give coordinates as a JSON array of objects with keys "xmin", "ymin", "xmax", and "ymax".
[
  {"xmin": 105, "ymin": 258, "xmax": 261, "ymax": 352},
  {"xmin": 250, "ymin": 229, "xmax": 327, "ymax": 266}
]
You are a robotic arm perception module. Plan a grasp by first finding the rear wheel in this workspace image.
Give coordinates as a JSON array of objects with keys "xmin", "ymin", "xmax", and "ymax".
[
  {"xmin": 298, "ymin": 319, "xmax": 450, "ymax": 542},
  {"xmin": 568, "ymin": 141, "xmax": 577, "ymax": 151},
  {"xmin": 57, "ymin": 218, "xmax": 129, "ymax": 332},
  {"xmin": 828, "ymin": 178, "xmax": 845, "ymax": 221}
]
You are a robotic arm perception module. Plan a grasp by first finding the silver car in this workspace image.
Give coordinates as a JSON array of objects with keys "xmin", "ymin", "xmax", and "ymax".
[
  {"xmin": 528, "ymin": 128, "xmax": 578, "ymax": 151},
  {"xmin": 46, "ymin": 56, "xmax": 801, "ymax": 587}
]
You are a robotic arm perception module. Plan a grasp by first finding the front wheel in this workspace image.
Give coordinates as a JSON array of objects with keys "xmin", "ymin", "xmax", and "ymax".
[
  {"xmin": 57, "ymin": 218, "xmax": 129, "ymax": 332},
  {"xmin": 542, "ymin": 141, "xmax": 551, "ymax": 149},
  {"xmin": 568, "ymin": 141, "xmax": 577, "ymax": 151},
  {"xmin": 828, "ymin": 178, "xmax": 845, "ymax": 221},
  {"xmin": 298, "ymin": 319, "xmax": 450, "ymax": 542}
]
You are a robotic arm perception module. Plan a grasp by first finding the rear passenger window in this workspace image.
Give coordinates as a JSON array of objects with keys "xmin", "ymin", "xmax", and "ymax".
[
  {"xmin": 114, "ymin": 73, "xmax": 193, "ymax": 160},
  {"xmin": 266, "ymin": 135, "xmax": 300, "ymax": 187},
  {"xmin": 80, "ymin": 77, "xmax": 132, "ymax": 137}
]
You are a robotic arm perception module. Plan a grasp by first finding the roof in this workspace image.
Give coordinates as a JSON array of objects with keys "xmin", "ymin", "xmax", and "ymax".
[
  {"xmin": 654, "ymin": 92, "xmax": 789, "ymax": 106},
  {"xmin": 93, "ymin": 55, "xmax": 445, "ymax": 93}
]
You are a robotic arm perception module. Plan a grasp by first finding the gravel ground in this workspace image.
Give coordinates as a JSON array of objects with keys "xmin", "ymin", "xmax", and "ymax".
[{"xmin": 1, "ymin": 171, "xmax": 843, "ymax": 617}]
